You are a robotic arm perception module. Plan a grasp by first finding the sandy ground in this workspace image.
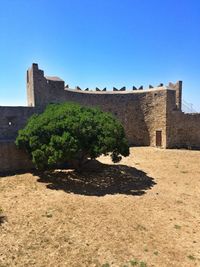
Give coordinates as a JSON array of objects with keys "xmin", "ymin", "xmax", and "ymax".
[{"xmin": 0, "ymin": 147, "xmax": 200, "ymax": 267}]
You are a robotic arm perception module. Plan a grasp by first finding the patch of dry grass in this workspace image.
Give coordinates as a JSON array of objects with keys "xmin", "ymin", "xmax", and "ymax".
[{"xmin": 0, "ymin": 147, "xmax": 200, "ymax": 267}]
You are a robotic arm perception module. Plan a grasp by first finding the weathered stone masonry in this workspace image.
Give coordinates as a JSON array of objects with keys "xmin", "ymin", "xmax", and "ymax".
[{"xmin": 0, "ymin": 63, "xmax": 200, "ymax": 172}]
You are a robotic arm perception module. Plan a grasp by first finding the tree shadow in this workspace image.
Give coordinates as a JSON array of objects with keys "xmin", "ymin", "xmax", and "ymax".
[{"xmin": 36, "ymin": 161, "xmax": 156, "ymax": 196}]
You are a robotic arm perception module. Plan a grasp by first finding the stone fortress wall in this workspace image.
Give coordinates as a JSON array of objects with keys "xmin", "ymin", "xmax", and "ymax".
[{"xmin": 0, "ymin": 63, "xmax": 200, "ymax": 173}]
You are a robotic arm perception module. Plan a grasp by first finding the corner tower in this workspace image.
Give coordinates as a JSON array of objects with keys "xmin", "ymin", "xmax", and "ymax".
[
  {"xmin": 168, "ymin": 80, "xmax": 182, "ymax": 111},
  {"xmin": 26, "ymin": 63, "xmax": 44, "ymax": 107},
  {"xmin": 26, "ymin": 63, "xmax": 65, "ymax": 107}
]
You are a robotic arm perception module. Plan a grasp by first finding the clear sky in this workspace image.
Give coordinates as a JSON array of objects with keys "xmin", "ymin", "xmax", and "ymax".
[{"xmin": 0, "ymin": 0, "xmax": 200, "ymax": 111}]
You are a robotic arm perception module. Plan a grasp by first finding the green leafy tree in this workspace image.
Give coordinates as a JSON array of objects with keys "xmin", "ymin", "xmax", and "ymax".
[{"xmin": 16, "ymin": 102, "xmax": 130, "ymax": 171}]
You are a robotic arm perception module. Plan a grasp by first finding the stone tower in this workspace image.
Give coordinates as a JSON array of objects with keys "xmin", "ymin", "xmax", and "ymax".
[{"xmin": 27, "ymin": 63, "xmax": 65, "ymax": 107}]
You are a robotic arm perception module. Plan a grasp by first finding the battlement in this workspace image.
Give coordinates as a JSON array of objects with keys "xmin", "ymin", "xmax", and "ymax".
[{"xmin": 71, "ymin": 84, "xmax": 165, "ymax": 92}]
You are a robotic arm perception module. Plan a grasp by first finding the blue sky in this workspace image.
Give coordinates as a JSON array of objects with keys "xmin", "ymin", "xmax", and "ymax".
[{"xmin": 0, "ymin": 0, "xmax": 200, "ymax": 111}]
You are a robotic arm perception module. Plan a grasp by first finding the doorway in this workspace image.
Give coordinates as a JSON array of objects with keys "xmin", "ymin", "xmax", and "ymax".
[{"xmin": 156, "ymin": 130, "xmax": 162, "ymax": 147}]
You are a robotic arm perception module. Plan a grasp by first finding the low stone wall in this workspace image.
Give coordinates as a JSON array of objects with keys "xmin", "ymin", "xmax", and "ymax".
[{"xmin": 0, "ymin": 141, "xmax": 33, "ymax": 174}]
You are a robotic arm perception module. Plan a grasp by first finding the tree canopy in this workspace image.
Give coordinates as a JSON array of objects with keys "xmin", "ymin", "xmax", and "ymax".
[{"xmin": 15, "ymin": 102, "xmax": 130, "ymax": 171}]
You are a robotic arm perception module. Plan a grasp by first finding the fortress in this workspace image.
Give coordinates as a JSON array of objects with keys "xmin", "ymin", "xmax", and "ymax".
[{"xmin": 0, "ymin": 63, "xmax": 200, "ymax": 172}]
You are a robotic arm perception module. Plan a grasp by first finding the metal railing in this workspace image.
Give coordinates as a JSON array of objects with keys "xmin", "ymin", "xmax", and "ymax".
[{"xmin": 182, "ymin": 100, "xmax": 199, "ymax": 113}]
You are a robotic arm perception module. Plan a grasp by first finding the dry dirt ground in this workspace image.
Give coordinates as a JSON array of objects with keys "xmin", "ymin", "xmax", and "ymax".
[{"xmin": 0, "ymin": 147, "xmax": 200, "ymax": 267}]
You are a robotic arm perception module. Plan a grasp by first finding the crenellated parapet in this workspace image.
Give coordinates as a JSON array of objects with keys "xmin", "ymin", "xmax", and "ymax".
[
  {"xmin": 69, "ymin": 84, "xmax": 168, "ymax": 93},
  {"xmin": 62, "ymin": 83, "xmax": 173, "ymax": 93}
]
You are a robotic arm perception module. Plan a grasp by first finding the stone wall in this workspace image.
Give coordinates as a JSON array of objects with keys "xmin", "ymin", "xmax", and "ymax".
[
  {"xmin": 29, "ymin": 87, "xmax": 169, "ymax": 147},
  {"xmin": 26, "ymin": 64, "xmax": 169, "ymax": 147},
  {"xmin": 53, "ymin": 90, "xmax": 150, "ymax": 146},
  {"xmin": 0, "ymin": 141, "xmax": 33, "ymax": 173},
  {"xmin": 167, "ymin": 111, "xmax": 200, "ymax": 149},
  {"xmin": 60, "ymin": 89, "xmax": 168, "ymax": 147},
  {"xmin": 0, "ymin": 106, "xmax": 39, "ymax": 141},
  {"xmin": 140, "ymin": 89, "xmax": 168, "ymax": 147},
  {"xmin": 165, "ymin": 89, "xmax": 200, "ymax": 148}
]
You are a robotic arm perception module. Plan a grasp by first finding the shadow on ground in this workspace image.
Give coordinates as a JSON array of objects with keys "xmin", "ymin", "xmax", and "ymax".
[{"xmin": 36, "ymin": 161, "xmax": 156, "ymax": 196}]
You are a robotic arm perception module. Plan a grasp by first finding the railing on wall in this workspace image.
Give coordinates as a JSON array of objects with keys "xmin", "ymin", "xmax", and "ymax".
[{"xmin": 182, "ymin": 100, "xmax": 199, "ymax": 113}]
